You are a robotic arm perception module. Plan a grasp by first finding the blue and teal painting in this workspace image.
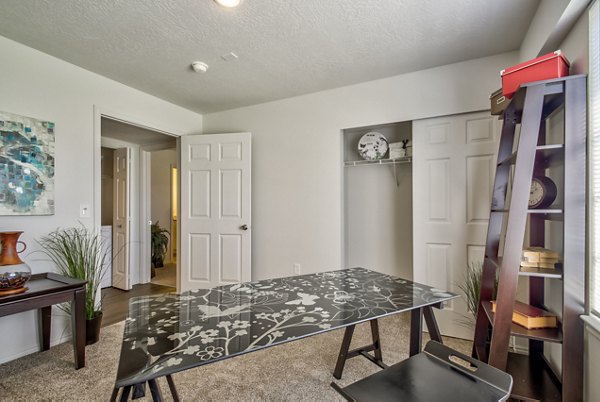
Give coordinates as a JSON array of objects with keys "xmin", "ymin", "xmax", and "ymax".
[{"xmin": 0, "ymin": 111, "xmax": 55, "ymax": 215}]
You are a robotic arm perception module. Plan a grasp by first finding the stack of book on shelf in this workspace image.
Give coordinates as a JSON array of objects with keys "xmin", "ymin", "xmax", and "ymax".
[
  {"xmin": 491, "ymin": 300, "xmax": 558, "ymax": 329},
  {"xmin": 520, "ymin": 247, "xmax": 560, "ymax": 274}
]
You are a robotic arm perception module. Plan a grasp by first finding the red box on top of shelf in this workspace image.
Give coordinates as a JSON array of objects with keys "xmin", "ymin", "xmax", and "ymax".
[{"xmin": 501, "ymin": 50, "xmax": 570, "ymax": 98}]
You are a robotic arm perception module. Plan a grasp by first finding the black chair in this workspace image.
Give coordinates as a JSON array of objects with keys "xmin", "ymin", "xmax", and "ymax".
[{"xmin": 331, "ymin": 341, "xmax": 513, "ymax": 402}]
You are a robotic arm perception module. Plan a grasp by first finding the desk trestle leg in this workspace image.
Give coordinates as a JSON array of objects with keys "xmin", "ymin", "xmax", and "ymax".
[
  {"xmin": 333, "ymin": 319, "xmax": 387, "ymax": 380},
  {"xmin": 166, "ymin": 375, "xmax": 180, "ymax": 401},
  {"xmin": 148, "ymin": 379, "xmax": 163, "ymax": 401},
  {"xmin": 111, "ymin": 376, "xmax": 179, "ymax": 402},
  {"xmin": 132, "ymin": 383, "xmax": 146, "ymax": 399}
]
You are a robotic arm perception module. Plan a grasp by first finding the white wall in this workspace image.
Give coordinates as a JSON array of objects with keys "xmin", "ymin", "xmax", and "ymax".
[
  {"xmin": 519, "ymin": 0, "xmax": 571, "ymax": 60},
  {"xmin": 202, "ymin": 51, "xmax": 518, "ymax": 281},
  {"xmin": 559, "ymin": 6, "xmax": 590, "ymax": 74},
  {"xmin": 151, "ymin": 149, "xmax": 177, "ymax": 262},
  {"xmin": 0, "ymin": 35, "xmax": 202, "ymax": 364}
]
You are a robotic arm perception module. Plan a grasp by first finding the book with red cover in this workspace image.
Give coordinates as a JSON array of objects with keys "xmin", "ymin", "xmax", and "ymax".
[{"xmin": 491, "ymin": 300, "xmax": 557, "ymax": 329}]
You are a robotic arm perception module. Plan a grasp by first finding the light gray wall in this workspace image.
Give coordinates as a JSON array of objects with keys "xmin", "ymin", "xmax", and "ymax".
[
  {"xmin": 202, "ymin": 51, "xmax": 518, "ymax": 281},
  {"xmin": 559, "ymin": 4, "xmax": 590, "ymax": 74},
  {"xmin": 519, "ymin": 0, "xmax": 571, "ymax": 60},
  {"xmin": 0, "ymin": 35, "xmax": 202, "ymax": 364},
  {"xmin": 151, "ymin": 149, "xmax": 177, "ymax": 262}
]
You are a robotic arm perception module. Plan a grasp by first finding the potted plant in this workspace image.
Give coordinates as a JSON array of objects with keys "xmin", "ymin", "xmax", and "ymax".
[
  {"xmin": 457, "ymin": 261, "xmax": 497, "ymax": 327},
  {"xmin": 151, "ymin": 222, "xmax": 170, "ymax": 268},
  {"xmin": 38, "ymin": 225, "xmax": 108, "ymax": 345}
]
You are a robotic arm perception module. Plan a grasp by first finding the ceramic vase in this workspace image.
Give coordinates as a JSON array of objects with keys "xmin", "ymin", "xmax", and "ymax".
[{"xmin": 0, "ymin": 231, "xmax": 32, "ymax": 296}]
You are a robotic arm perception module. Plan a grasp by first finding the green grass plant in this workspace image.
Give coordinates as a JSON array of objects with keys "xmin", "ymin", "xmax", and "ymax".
[{"xmin": 38, "ymin": 226, "xmax": 107, "ymax": 319}]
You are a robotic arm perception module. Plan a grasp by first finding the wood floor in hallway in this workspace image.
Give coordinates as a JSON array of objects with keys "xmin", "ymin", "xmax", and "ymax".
[{"xmin": 101, "ymin": 283, "xmax": 174, "ymax": 327}]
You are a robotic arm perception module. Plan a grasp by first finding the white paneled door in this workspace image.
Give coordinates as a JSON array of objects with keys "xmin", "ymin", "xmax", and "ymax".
[
  {"xmin": 112, "ymin": 147, "xmax": 131, "ymax": 290},
  {"xmin": 413, "ymin": 112, "xmax": 500, "ymax": 339},
  {"xmin": 179, "ymin": 133, "xmax": 251, "ymax": 292}
]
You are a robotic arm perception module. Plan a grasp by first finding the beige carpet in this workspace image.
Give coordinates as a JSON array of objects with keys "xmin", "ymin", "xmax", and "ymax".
[
  {"xmin": 0, "ymin": 313, "xmax": 471, "ymax": 401},
  {"xmin": 151, "ymin": 262, "xmax": 176, "ymax": 288}
]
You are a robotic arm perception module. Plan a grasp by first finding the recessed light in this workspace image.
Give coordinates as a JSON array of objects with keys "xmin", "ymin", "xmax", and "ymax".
[
  {"xmin": 191, "ymin": 61, "xmax": 209, "ymax": 73},
  {"xmin": 214, "ymin": 0, "xmax": 241, "ymax": 8}
]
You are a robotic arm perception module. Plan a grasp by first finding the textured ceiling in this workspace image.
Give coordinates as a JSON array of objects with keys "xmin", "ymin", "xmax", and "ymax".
[{"xmin": 0, "ymin": 0, "xmax": 540, "ymax": 113}]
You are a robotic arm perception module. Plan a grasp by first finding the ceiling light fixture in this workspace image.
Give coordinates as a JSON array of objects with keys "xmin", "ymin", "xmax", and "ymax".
[
  {"xmin": 214, "ymin": 0, "xmax": 241, "ymax": 8},
  {"xmin": 191, "ymin": 61, "xmax": 209, "ymax": 73}
]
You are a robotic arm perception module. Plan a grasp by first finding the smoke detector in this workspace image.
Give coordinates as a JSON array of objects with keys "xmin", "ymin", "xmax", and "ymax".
[{"xmin": 191, "ymin": 61, "xmax": 209, "ymax": 73}]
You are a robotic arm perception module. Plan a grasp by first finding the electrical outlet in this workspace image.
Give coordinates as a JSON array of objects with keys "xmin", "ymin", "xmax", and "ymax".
[{"xmin": 293, "ymin": 263, "xmax": 301, "ymax": 275}]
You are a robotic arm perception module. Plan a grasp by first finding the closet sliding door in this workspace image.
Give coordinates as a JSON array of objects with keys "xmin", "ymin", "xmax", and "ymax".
[{"xmin": 413, "ymin": 111, "xmax": 500, "ymax": 339}]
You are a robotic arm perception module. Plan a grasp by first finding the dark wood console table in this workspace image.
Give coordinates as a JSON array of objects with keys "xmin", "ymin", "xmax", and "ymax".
[{"xmin": 0, "ymin": 273, "xmax": 87, "ymax": 369}]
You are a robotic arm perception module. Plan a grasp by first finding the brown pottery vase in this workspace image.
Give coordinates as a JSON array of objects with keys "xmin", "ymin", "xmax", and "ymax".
[{"xmin": 0, "ymin": 231, "xmax": 32, "ymax": 296}]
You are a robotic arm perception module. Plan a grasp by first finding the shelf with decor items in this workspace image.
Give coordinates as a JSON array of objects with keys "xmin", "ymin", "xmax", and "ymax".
[
  {"xmin": 343, "ymin": 157, "xmax": 412, "ymax": 167},
  {"xmin": 472, "ymin": 75, "xmax": 586, "ymax": 402}
]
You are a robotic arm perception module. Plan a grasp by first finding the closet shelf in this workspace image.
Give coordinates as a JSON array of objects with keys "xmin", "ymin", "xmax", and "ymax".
[{"xmin": 344, "ymin": 157, "xmax": 412, "ymax": 167}]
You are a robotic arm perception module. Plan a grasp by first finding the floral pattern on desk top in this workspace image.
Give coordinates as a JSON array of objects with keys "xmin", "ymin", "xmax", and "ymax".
[{"xmin": 115, "ymin": 267, "xmax": 458, "ymax": 386}]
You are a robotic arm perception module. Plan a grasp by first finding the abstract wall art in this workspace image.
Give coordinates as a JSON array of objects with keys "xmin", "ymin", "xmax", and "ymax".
[{"xmin": 0, "ymin": 111, "xmax": 55, "ymax": 215}]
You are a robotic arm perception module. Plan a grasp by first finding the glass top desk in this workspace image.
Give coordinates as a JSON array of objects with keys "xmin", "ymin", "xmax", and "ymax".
[{"xmin": 111, "ymin": 267, "xmax": 458, "ymax": 401}]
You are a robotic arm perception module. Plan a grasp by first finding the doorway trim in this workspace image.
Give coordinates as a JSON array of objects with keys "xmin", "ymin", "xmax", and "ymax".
[{"xmin": 93, "ymin": 105, "xmax": 182, "ymax": 288}]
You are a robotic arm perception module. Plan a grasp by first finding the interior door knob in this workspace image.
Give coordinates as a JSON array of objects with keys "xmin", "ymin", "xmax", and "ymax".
[{"xmin": 240, "ymin": 224, "xmax": 248, "ymax": 231}]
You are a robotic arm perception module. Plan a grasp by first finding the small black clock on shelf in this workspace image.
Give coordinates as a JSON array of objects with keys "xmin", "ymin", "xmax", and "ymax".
[{"xmin": 528, "ymin": 175, "xmax": 557, "ymax": 209}]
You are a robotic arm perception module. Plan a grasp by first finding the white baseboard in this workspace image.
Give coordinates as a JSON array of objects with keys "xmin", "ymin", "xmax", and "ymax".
[{"xmin": 0, "ymin": 333, "xmax": 72, "ymax": 365}]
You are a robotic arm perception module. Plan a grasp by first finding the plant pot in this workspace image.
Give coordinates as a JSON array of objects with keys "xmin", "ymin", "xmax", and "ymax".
[
  {"xmin": 85, "ymin": 312, "xmax": 103, "ymax": 345},
  {"xmin": 152, "ymin": 256, "xmax": 164, "ymax": 268}
]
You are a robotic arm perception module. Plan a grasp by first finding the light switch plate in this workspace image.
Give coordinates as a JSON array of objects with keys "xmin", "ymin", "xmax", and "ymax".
[{"xmin": 80, "ymin": 204, "xmax": 91, "ymax": 218}]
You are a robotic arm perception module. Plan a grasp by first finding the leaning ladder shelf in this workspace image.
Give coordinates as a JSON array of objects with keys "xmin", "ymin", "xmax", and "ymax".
[{"xmin": 472, "ymin": 75, "xmax": 586, "ymax": 402}]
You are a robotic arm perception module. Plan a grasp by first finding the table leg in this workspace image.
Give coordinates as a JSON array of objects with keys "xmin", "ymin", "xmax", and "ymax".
[
  {"xmin": 333, "ymin": 324, "xmax": 355, "ymax": 379},
  {"xmin": 71, "ymin": 287, "xmax": 86, "ymax": 369},
  {"xmin": 39, "ymin": 306, "xmax": 52, "ymax": 351},
  {"xmin": 148, "ymin": 379, "xmax": 164, "ymax": 402},
  {"xmin": 110, "ymin": 387, "xmax": 119, "ymax": 402},
  {"xmin": 166, "ymin": 375, "xmax": 180, "ymax": 402},
  {"xmin": 369, "ymin": 319, "xmax": 383, "ymax": 362},
  {"xmin": 423, "ymin": 306, "xmax": 442, "ymax": 343},
  {"xmin": 410, "ymin": 308, "xmax": 423, "ymax": 356},
  {"xmin": 132, "ymin": 383, "xmax": 146, "ymax": 399},
  {"xmin": 119, "ymin": 386, "xmax": 132, "ymax": 402}
]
